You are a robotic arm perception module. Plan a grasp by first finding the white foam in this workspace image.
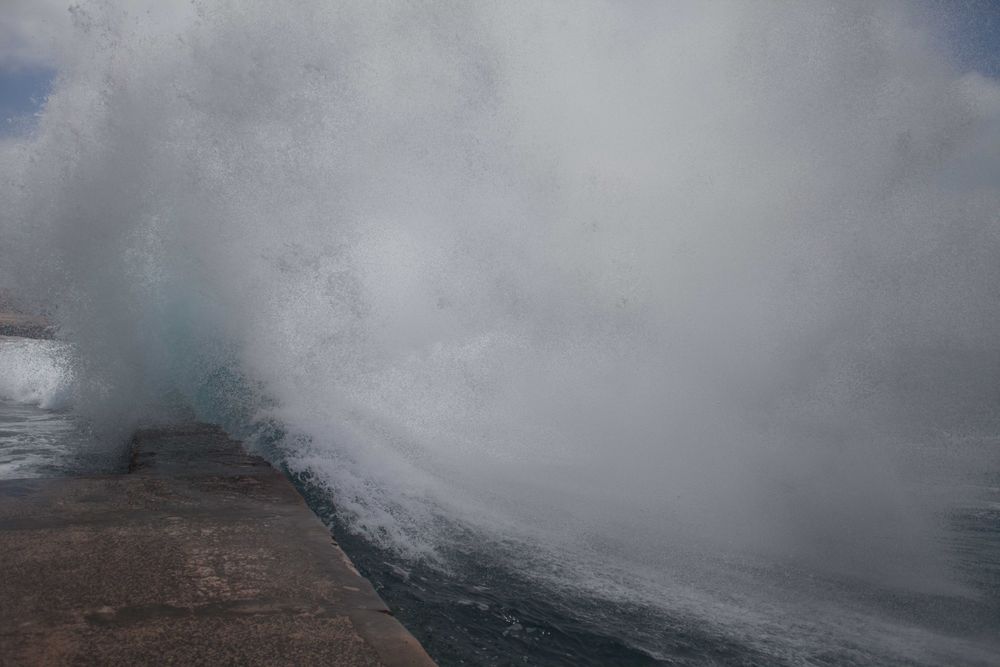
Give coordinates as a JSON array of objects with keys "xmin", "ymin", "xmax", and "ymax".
[
  {"xmin": 0, "ymin": 337, "xmax": 74, "ymax": 410},
  {"xmin": 0, "ymin": 4, "xmax": 998, "ymax": 655}
]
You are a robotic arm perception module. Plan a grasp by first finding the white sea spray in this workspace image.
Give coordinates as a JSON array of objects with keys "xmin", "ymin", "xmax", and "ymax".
[{"xmin": 1, "ymin": 3, "xmax": 999, "ymax": 659}]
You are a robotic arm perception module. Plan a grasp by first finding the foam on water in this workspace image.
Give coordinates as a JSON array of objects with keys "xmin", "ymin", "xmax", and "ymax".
[
  {"xmin": 0, "ymin": 337, "xmax": 74, "ymax": 410},
  {"xmin": 1, "ymin": 2, "xmax": 999, "ymax": 662},
  {"xmin": 0, "ymin": 337, "xmax": 110, "ymax": 479}
]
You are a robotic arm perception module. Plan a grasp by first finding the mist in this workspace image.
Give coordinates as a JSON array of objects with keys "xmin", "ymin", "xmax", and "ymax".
[{"xmin": 2, "ymin": 1, "xmax": 999, "ymax": 649}]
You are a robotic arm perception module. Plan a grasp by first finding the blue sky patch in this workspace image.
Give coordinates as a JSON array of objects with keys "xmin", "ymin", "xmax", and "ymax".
[{"xmin": 0, "ymin": 67, "xmax": 55, "ymax": 136}]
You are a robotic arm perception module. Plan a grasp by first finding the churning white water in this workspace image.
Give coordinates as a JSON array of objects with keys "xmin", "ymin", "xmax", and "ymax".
[
  {"xmin": 2, "ymin": 2, "xmax": 999, "ymax": 663},
  {"xmin": 0, "ymin": 337, "xmax": 102, "ymax": 478},
  {"xmin": 0, "ymin": 337, "xmax": 72, "ymax": 410}
]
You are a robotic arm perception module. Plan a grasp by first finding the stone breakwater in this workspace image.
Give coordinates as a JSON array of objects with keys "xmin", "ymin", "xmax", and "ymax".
[{"xmin": 0, "ymin": 423, "xmax": 435, "ymax": 666}]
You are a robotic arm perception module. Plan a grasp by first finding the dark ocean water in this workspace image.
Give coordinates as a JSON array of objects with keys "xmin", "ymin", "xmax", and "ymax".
[{"xmin": 285, "ymin": 462, "xmax": 1000, "ymax": 666}]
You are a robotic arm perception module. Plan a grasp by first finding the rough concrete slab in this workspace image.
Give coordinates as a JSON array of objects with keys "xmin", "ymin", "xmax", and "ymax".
[{"xmin": 0, "ymin": 424, "xmax": 435, "ymax": 666}]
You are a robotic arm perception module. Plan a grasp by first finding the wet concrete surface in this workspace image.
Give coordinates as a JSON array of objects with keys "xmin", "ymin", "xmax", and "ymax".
[{"xmin": 0, "ymin": 424, "xmax": 435, "ymax": 666}]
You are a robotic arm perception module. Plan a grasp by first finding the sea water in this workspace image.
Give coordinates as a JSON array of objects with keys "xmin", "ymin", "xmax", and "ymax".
[
  {"xmin": 0, "ymin": 337, "xmax": 111, "ymax": 479},
  {"xmin": 2, "ymin": 2, "xmax": 1000, "ymax": 664}
]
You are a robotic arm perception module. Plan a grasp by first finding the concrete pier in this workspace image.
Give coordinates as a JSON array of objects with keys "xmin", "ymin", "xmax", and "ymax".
[{"xmin": 0, "ymin": 424, "xmax": 435, "ymax": 666}]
